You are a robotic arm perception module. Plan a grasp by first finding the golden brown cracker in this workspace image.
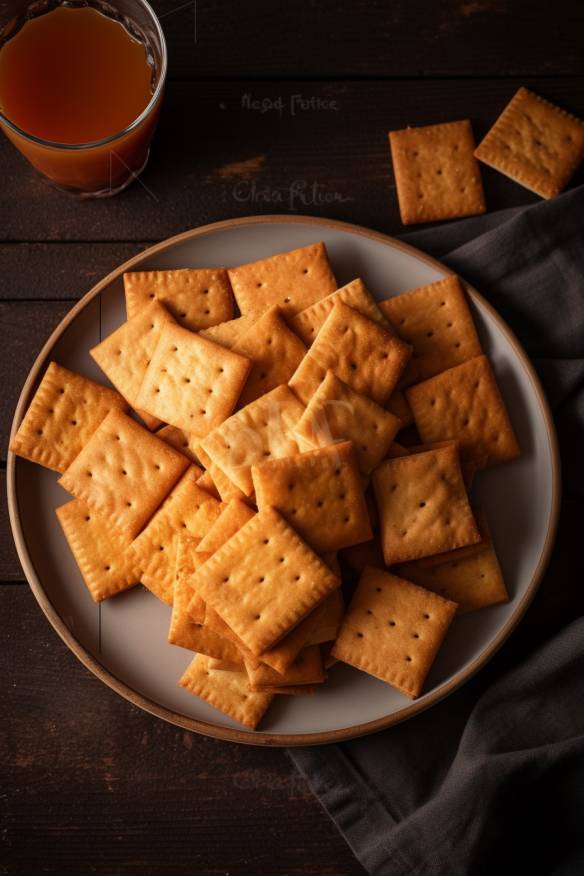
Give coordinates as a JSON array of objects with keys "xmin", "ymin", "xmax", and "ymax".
[
  {"xmin": 246, "ymin": 645, "xmax": 324, "ymax": 688},
  {"xmin": 474, "ymin": 87, "xmax": 584, "ymax": 198},
  {"xmin": 372, "ymin": 443, "xmax": 480, "ymax": 565},
  {"xmin": 10, "ymin": 362, "xmax": 127, "ymax": 473},
  {"xmin": 179, "ymin": 655, "xmax": 273, "ymax": 729},
  {"xmin": 331, "ymin": 566, "xmax": 457, "ymax": 697},
  {"xmin": 228, "ymin": 242, "xmax": 337, "ymax": 317},
  {"xmin": 389, "ymin": 120, "xmax": 486, "ymax": 225},
  {"xmin": 197, "ymin": 498, "xmax": 256, "ymax": 554},
  {"xmin": 405, "ymin": 355, "xmax": 520, "ymax": 472},
  {"xmin": 199, "ymin": 312, "xmax": 260, "ymax": 349},
  {"xmin": 124, "ymin": 268, "xmax": 233, "ymax": 332},
  {"xmin": 58, "ymin": 409, "xmax": 189, "ymax": 542}
]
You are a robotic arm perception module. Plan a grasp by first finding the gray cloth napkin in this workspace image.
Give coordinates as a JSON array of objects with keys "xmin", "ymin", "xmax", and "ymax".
[{"xmin": 289, "ymin": 187, "xmax": 584, "ymax": 876}]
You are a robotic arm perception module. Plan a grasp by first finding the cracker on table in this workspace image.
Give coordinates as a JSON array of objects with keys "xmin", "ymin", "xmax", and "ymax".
[
  {"xmin": 289, "ymin": 301, "xmax": 411, "ymax": 405},
  {"xmin": 131, "ymin": 465, "xmax": 220, "ymax": 604},
  {"xmin": 179, "ymin": 655, "xmax": 273, "ymax": 729},
  {"xmin": 58, "ymin": 409, "xmax": 189, "ymax": 542},
  {"xmin": 192, "ymin": 508, "xmax": 340, "ymax": 656},
  {"xmin": 389, "ymin": 120, "xmax": 486, "ymax": 225},
  {"xmin": 378, "ymin": 275, "xmax": 482, "ymax": 386},
  {"xmin": 156, "ymin": 424, "xmax": 200, "ymax": 463},
  {"xmin": 90, "ymin": 300, "xmax": 175, "ymax": 430},
  {"xmin": 56, "ymin": 499, "xmax": 140, "ymax": 602},
  {"xmin": 200, "ymin": 384, "xmax": 304, "ymax": 496},
  {"xmin": 10, "ymin": 362, "xmax": 127, "ymax": 473},
  {"xmin": 199, "ymin": 312, "xmax": 260, "ymax": 349},
  {"xmin": 228, "ymin": 242, "xmax": 337, "ymax": 317},
  {"xmin": 474, "ymin": 87, "xmax": 584, "ymax": 198},
  {"xmin": 405, "ymin": 354, "xmax": 520, "ymax": 472},
  {"xmin": 332, "ymin": 566, "xmax": 457, "ymax": 698},
  {"xmin": 293, "ymin": 370, "xmax": 401, "ymax": 475},
  {"xmin": 372, "ymin": 443, "xmax": 480, "ymax": 565},
  {"xmin": 135, "ymin": 321, "xmax": 251, "ymax": 438},
  {"xmin": 231, "ymin": 306, "xmax": 306, "ymax": 407},
  {"xmin": 246, "ymin": 645, "xmax": 324, "ymax": 689},
  {"xmin": 289, "ymin": 278, "xmax": 394, "ymax": 346},
  {"xmin": 197, "ymin": 498, "xmax": 256, "ymax": 554},
  {"xmin": 397, "ymin": 510, "xmax": 508, "ymax": 614},
  {"xmin": 253, "ymin": 441, "xmax": 372, "ymax": 554},
  {"xmin": 124, "ymin": 268, "xmax": 233, "ymax": 332}
]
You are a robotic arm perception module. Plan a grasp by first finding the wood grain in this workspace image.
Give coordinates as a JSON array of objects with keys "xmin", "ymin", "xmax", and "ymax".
[
  {"xmin": 0, "ymin": 586, "xmax": 364, "ymax": 875},
  {"xmin": 151, "ymin": 0, "xmax": 584, "ymax": 79},
  {"xmin": 3, "ymin": 79, "xmax": 584, "ymax": 242}
]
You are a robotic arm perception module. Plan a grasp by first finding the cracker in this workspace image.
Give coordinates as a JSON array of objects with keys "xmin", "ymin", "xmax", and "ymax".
[
  {"xmin": 289, "ymin": 301, "xmax": 411, "ymax": 405},
  {"xmin": 252, "ymin": 441, "xmax": 372, "ymax": 554},
  {"xmin": 405, "ymin": 355, "xmax": 520, "ymax": 472},
  {"xmin": 199, "ymin": 312, "xmax": 260, "ymax": 349},
  {"xmin": 192, "ymin": 508, "xmax": 340, "ymax": 656},
  {"xmin": 389, "ymin": 120, "xmax": 486, "ymax": 225},
  {"xmin": 289, "ymin": 278, "xmax": 394, "ymax": 346},
  {"xmin": 197, "ymin": 498, "xmax": 256, "ymax": 554},
  {"xmin": 246, "ymin": 645, "xmax": 324, "ymax": 688},
  {"xmin": 205, "ymin": 657, "xmax": 244, "ymax": 672},
  {"xmin": 124, "ymin": 268, "xmax": 233, "ymax": 331},
  {"xmin": 232, "ymin": 306, "xmax": 306, "ymax": 407},
  {"xmin": 474, "ymin": 87, "xmax": 584, "ymax": 199},
  {"xmin": 378, "ymin": 276, "xmax": 482, "ymax": 386},
  {"xmin": 10, "ymin": 362, "xmax": 128, "ymax": 473},
  {"xmin": 156, "ymin": 424, "xmax": 200, "ymax": 463},
  {"xmin": 372, "ymin": 443, "xmax": 480, "ymax": 565},
  {"xmin": 58, "ymin": 409, "xmax": 189, "ymax": 542},
  {"xmin": 397, "ymin": 512, "xmax": 508, "ymax": 614},
  {"xmin": 195, "ymin": 444, "xmax": 249, "ymax": 502},
  {"xmin": 90, "ymin": 300, "xmax": 175, "ymax": 430},
  {"xmin": 228, "ymin": 242, "xmax": 337, "ymax": 317},
  {"xmin": 131, "ymin": 465, "xmax": 221, "ymax": 604},
  {"xmin": 306, "ymin": 589, "xmax": 345, "ymax": 645},
  {"xmin": 200, "ymin": 384, "xmax": 304, "ymax": 496},
  {"xmin": 56, "ymin": 499, "xmax": 140, "ymax": 602},
  {"xmin": 293, "ymin": 371, "xmax": 400, "ymax": 475},
  {"xmin": 196, "ymin": 470, "xmax": 221, "ymax": 500},
  {"xmin": 331, "ymin": 566, "xmax": 457, "ymax": 698},
  {"xmin": 135, "ymin": 322, "xmax": 251, "ymax": 438},
  {"xmin": 179, "ymin": 655, "xmax": 273, "ymax": 729},
  {"xmin": 172, "ymin": 537, "xmax": 210, "ymax": 630},
  {"xmin": 385, "ymin": 389, "xmax": 413, "ymax": 426}
]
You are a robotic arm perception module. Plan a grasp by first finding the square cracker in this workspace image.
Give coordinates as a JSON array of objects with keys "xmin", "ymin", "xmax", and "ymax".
[
  {"xmin": 90, "ymin": 300, "xmax": 176, "ymax": 430},
  {"xmin": 372, "ymin": 443, "xmax": 480, "ymax": 565},
  {"xmin": 246, "ymin": 645, "xmax": 324, "ymax": 689},
  {"xmin": 179, "ymin": 655, "xmax": 273, "ymax": 729},
  {"xmin": 389, "ymin": 120, "xmax": 486, "ymax": 225},
  {"xmin": 474, "ymin": 87, "xmax": 584, "ymax": 199},
  {"xmin": 293, "ymin": 370, "xmax": 401, "ymax": 475},
  {"xmin": 200, "ymin": 384, "xmax": 304, "ymax": 496},
  {"xmin": 331, "ymin": 566, "xmax": 457, "ymax": 698},
  {"xmin": 197, "ymin": 498, "xmax": 255, "ymax": 554},
  {"xmin": 135, "ymin": 322, "xmax": 251, "ymax": 438},
  {"xmin": 192, "ymin": 508, "xmax": 340, "ymax": 656},
  {"xmin": 131, "ymin": 465, "xmax": 221, "ymax": 604},
  {"xmin": 378, "ymin": 275, "xmax": 482, "ymax": 386},
  {"xmin": 231, "ymin": 306, "xmax": 306, "ymax": 407},
  {"xmin": 199, "ymin": 312, "xmax": 260, "ymax": 349},
  {"xmin": 228, "ymin": 242, "xmax": 337, "ymax": 317},
  {"xmin": 252, "ymin": 441, "xmax": 372, "ymax": 554},
  {"xmin": 289, "ymin": 301, "xmax": 411, "ymax": 406},
  {"xmin": 397, "ymin": 511, "xmax": 508, "ymax": 614},
  {"xmin": 10, "ymin": 362, "xmax": 127, "ymax": 473},
  {"xmin": 405, "ymin": 354, "xmax": 520, "ymax": 472},
  {"xmin": 289, "ymin": 278, "xmax": 394, "ymax": 346},
  {"xmin": 58, "ymin": 409, "xmax": 189, "ymax": 542},
  {"xmin": 124, "ymin": 268, "xmax": 233, "ymax": 331},
  {"xmin": 56, "ymin": 499, "xmax": 140, "ymax": 602}
]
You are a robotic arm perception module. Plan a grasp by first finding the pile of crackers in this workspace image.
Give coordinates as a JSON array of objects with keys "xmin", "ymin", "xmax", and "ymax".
[
  {"xmin": 389, "ymin": 86, "xmax": 584, "ymax": 224},
  {"xmin": 11, "ymin": 240, "xmax": 520, "ymax": 730}
]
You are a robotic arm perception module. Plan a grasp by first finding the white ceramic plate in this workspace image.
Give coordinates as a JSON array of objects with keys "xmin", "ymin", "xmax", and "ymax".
[{"xmin": 7, "ymin": 215, "xmax": 560, "ymax": 746}]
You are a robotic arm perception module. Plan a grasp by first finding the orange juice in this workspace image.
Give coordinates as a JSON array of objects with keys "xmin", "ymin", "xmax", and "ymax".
[{"xmin": 0, "ymin": 3, "xmax": 165, "ymax": 194}]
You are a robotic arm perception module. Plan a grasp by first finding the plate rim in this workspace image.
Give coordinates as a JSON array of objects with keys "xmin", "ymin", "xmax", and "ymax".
[{"xmin": 7, "ymin": 213, "xmax": 561, "ymax": 747}]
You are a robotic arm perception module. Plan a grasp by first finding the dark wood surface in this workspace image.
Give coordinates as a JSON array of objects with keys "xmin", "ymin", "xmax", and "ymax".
[{"xmin": 2, "ymin": 2, "xmax": 584, "ymax": 873}]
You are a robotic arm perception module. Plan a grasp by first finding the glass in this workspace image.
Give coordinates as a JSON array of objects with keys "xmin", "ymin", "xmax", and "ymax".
[{"xmin": 0, "ymin": 0, "xmax": 167, "ymax": 197}]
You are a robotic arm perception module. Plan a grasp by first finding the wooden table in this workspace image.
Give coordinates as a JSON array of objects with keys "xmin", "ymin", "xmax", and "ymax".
[{"xmin": 2, "ymin": 3, "xmax": 584, "ymax": 872}]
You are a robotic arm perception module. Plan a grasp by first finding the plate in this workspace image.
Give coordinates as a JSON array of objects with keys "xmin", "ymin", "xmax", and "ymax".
[{"xmin": 7, "ymin": 215, "xmax": 560, "ymax": 746}]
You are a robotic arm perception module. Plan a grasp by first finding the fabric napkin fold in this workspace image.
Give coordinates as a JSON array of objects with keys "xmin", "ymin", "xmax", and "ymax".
[{"xmin": 289, "ymin": 187, "xmax": 584, "ymax": 876}]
